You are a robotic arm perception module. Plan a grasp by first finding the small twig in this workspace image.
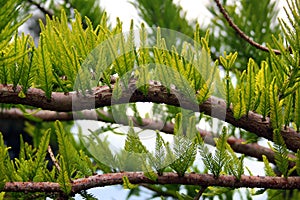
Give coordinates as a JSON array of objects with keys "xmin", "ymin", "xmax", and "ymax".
[
  {"xmin": 26, "ymin": 0, "xmax": 53, "ymax": 18},
  {"xmin": 213, "ymin": 0, "xmax": 281, "ymax": 55},
  {"xmin": 47, "ymin": 145, "xmax": 61, "ymax": 171},
  {"xmin": 194, "ymin": 186, "xmax": 207, "ymax": 200}
]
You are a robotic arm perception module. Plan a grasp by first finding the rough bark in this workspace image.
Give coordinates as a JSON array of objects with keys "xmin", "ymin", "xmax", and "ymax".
[
  {"xmin": 3, "ymin": 173, "xmax": 300, "ymax": 194},
  {"xmin": 1, "ymin": 83, "xmax": 300, "ymax": 152}
]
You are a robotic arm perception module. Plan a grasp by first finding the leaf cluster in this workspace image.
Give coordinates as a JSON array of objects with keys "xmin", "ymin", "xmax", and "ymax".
[{"xmin": 0, "ymin": 121, "xmax": 94, "ymax": 198}]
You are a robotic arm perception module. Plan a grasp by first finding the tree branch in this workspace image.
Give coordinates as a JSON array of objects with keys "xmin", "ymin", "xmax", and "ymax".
[
  {"xmin": 3, "ymin": 173, "xmax": 300, "ymax": 194},
  {"xmin": 47, "ymin": 145, "xmax": 61, "ymax": 171},
  {"xmin": 194, "ymin": 186, "xmax": 207, "ymax": 200},
  {"xmin": 0, "ymin": 107, "xmax": 296, "ymax": 168},
  {"xmin": 0, "ymin": 83, "xmax": 299, "ymax": 152},
  {"xmin": 213, "ymin": 0, "xmax": 281, "ymax": 55},
  {"xmin": 26, "ymin": 0, "xmax": 53, "ymax": 18}
]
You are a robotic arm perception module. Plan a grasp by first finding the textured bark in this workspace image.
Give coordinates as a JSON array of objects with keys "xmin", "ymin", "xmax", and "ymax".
[
  {"xmin": 3, "ymin": 173, "xmax": 300, "ymax": 193},
  {"xmin": 0, "ymin": 83, "xmax": 300, "ymax": 152}
]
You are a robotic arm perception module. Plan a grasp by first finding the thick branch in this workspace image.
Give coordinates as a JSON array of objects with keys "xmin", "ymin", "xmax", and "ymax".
[
  {"xmin": 0, "ymin": 83, "xmax": 300, "ymax": 152},
  {"xmin": 0, "ymin": 107, "xmax": 296, "ymax": 168},
  {"xmin": 213, "ymin": 0, "xmax": 281, "ymax": 55},
  {"xmin": 3, "ymin": 173, "xmax": 300, "ymax": 193},
  {"xmin": 0, "ymin": 108, "xmax": 174, "ymax": 132}
]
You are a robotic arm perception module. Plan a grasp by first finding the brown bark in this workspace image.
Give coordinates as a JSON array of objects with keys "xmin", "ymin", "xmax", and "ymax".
[
  {"xmin": 0, "ymin": 83, "xmax": 300, "ymax": 152},
  {"xmin": 3, "ymin": 173, "xmax": 300, "ymax": 194}
]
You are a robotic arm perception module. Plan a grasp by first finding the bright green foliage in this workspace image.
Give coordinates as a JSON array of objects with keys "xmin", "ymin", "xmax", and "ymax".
[
  {"xmin": 79, "ymin": 190, "xmax": 98, "ymax": 200},
  {"xmin": 112, "ymin": 78, "xmax": 122, "ymax": 100},
  {"xmin": 269, "ymin": 79, "xmax": 284, "ymax": 130},
  {"xmin": 40, "ymin": 10, "xmax": 100, "ymax": 92},
  {"xmin": 0, "ymin": 34, "xmax": 34, "ymax": 90},
  {"xmin": 168, "ymin": 138, "xmax": 196, "ymax": 177},
  {"xmin": 232, "ymin": 86, "xmax": 246, "ymax": 119},
  {"xmin": 1, "ymin": 6, "xmax": 216, "ymax": 104},
  {"xmin": 15, "ymin": 130, "xmax": 51, "ymax": 182},
  {"xmin": 262, "ymin": 155, "xmax": 276, "ymax": 177},
  {"xmin": 55, "ymin": 121, "xmax": 93, "ymax": 178},
  {"xmin": 0, "ymin": 1, "xmax": 32, "ymax": 100},
  {"xmin": 9, "ymin": 34, "xmax": 34, "ymax": 92},
  {"xmin": 0, "ymin": 124, "xmax": 95, "ymax": 198},
  {"xmin": 0, "ymin": 120, "xmax": 98, "ymax": 197},
  {"xmin": 219, "ymin": 52, "xmax": 238, "ymax": 71},
  {"xmin": 123, "ymin": 176, "xmax": 138, "ymax": 189},
  {"xmin": 79, "ymin": 130, "xmax": 115, "ymax": 173},
  {"xmin": 265, "ymin": 0, "xmax": 300, "ymax": 132},
  {"xmin": 0, "ymin": 0, "xmax": 30, "ymax": 51},
  {"xmin": 125, "ymin": 121, "xmax": 148, "ymax": 154},
  {"xmin": 153, "ymin": 36, "xmax": 196, "ymax": 102},
  {"xmin": 231, "ymin": 58, "xmax": 257, "ymax": 118},
  {"xmin": 283, "ymin": 94, "xmax": 293, "ymax": 128},
  {"xmin": 0, "ymin": 134, "xmax": 21, "ymax": 185},
  {"xmin": 225, "ymin": 143, "xmax": 244, "ymax": 180},
  {"xmin": 199, "ymin": 127, "xmax": 230, "ymax": 178},
  {"xmin": 0, "ymin": 192, "xmax": 4, "ymax": 200},
  {"xmin": 219, "ymin": 52, "xmax": 237, "ymax": 108},
  {"xmin": 269, "ymin": 1, "xmax": 300, "ymax": 98},
  {"xmin": 146, "ymin": 132, "xmax": 169, "ymax": 176},
  {"xmin": 57, "ymin": 157, "xmax": 72, "ymax": 195},
  {"xmin": 273, "ymin": 129, "xmax": 289, "ymax": 177},
  {"xmin": 168, "ymin": 115, "xmax": 197, "ymax": 177},
  {"xmin": 243, "ymin": 59, "xmax": 257, "ymax": 114},
  {"xmin": 36, "ymin": 34, "xmax": 53, "ymax": 98},
  {"xmin": 135, "ymin": 23, "xmax": 151, "ymax": 95},
  {"xmin": 255, "ymin": 61, "xmax": 271, "ymax": 120},
  {"xmin": 136, "ymin": 65, "xmax": 150, "ymax": 95},
  {"xmin": 106, "ymin": 19, "xmax": 135, "ymax": 87},
  {"xmin": 186, "ymin": 116, "xmax": 199, "ymax": 141},
  {"xmin": 153, "ymin": 28, "xmax": 217, "ymax": 104},
  {"xmin": 194, "ymin": 35, "xmax": 219, "ymax": 104},
  {"xmin": 137, "ymin": 23, "xmax": 151, "ymax": 65},
  {"xmin": 174, "ymin": 113, "xmax": 183, "ymax": 136}
]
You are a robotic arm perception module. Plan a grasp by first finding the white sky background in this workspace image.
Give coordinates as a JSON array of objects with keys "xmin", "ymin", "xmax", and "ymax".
[
  {"xmin": 100, "ymin": 0, "xmax": 212, "ymax": 29},
  {"xmin": 74, "ymin": 0, "xmax": 289, "ymax": 199},
  {"xmin": 100, "ymin": 0, "xmax": 289, "ymax": 30}
]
